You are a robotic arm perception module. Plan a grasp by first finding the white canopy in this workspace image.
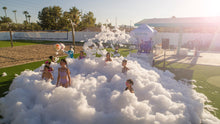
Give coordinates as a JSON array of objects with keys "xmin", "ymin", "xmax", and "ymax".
[{"xmin": 130, "ymin": 24, "xmax": 156, "ymax": 44}]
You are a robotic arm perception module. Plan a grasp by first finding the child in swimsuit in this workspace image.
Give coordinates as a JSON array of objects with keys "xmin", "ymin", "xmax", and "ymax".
[
  {"xmin": 42, "ymin": 65, "xmax": 54, "ymax": 81},
  {"xmin": 45, "ymin": 61, "xmax": 54, "ymax": 72},
  {"xmin": 49, "ymin": 56, "xmax": 55, "ymax": 62},
  {"xmin": 56, "ymin": 59, "xmax": 71, "ymax": 88},
  {"xmin": 114, "ymin": 46, "xmax": 119, "ymax": 54},
  {"xmin": 125, "ymin": 79, "xmax": 134, "ymax": 93},
  {"xmin": 78, "ymin": 51, "xmax": 86, "ymax": 60},
  {"xmin": 122, "ymin": 60, "xmax": 129, "ymax": 74},
  {"xmin": 105, "ymin": 52, "xmax": 112, "ymax": 62}
]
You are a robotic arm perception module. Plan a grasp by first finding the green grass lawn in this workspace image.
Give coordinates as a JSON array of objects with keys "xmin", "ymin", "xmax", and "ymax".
[
  {"xmin": 105, "ymin": 48, "xmax": 137, "ymax": 57},
  {"xmin": 155, "ymin": 61, "xmax": 220, "ymax": 119},
  {"xmin": 0, "ymin": 40, "xmax": 74, "ymax": 48}
]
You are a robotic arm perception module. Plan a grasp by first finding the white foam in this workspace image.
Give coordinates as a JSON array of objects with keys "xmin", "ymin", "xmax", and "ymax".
[
  {"xmin": 1, "ymin": 72, "xmax": 7, "ymax": 77},
  {"xmin": 0, "ymin": 55, "xmax": 219, "ymax": 124}
]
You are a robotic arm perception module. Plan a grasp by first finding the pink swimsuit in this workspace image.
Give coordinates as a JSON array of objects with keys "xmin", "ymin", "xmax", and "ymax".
[{"xmin": 59, "ymin": 69, "xmax": 68, "ymax": 84}]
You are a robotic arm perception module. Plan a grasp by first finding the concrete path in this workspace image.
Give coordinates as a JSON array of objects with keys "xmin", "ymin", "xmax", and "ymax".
[{"xmin": 155, "ymin": 50, "xmax": 220, "ymax": 66}]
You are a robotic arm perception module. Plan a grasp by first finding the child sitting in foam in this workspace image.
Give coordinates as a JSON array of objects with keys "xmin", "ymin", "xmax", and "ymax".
[
  {"xmin": 105, "ymin": 52, "xmax": 112, "ymax": 62},
  {"xmin": 122, "ymin": 59, "xmax": 129, "ymax": 74},
  {"xmin": 125, "ymin": 79, "xmax": 134, "ymax": 93},
  {"xmin": 45, "ymin": 61, "xmax": 54, "ymax": 72},
  {"xmin": 42, "ymin": 66, "xmax": 54, "ymax": 81},
  {"xmin": 78, "ymin": 51, "xmax": 86, "ymax": 60}
]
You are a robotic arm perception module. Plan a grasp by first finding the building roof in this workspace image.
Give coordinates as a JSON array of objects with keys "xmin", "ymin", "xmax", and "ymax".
[{"xmin": 135, "ymin": 17, "xmax": 220, "ymax": 27}]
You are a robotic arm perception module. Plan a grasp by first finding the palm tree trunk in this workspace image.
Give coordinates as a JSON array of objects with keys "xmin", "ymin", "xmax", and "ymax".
[
  {"xmin": 4, "ymin": 10, "xmax": 7, "ymax": 17},
  {"xmin": 14, "ymin": 13, "xmax": 17, "ymax": 23},
  {"xmin": 25, "ymin": 15, "xmax": 28, "ymax": 23}
]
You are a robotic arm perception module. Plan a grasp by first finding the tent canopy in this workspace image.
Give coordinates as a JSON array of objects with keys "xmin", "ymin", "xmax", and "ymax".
[{"xmin": 130, "ymin": 24, "xmax": 156, "ymax": 44}]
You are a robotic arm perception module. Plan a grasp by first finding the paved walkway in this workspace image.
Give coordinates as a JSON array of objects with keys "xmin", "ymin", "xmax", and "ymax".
[{"xmin": 155, "ymin": 50, "xmax": 220, "ymax": 66}]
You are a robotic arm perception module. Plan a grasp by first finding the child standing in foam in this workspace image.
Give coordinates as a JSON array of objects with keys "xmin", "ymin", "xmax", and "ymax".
[
  {"xmin": 78, "ymin": 51, "xmax": 86, "ymax": 60},
  {"xmin": 122, "ymin": 60, "xmax": 129, "ymax": 74},
  {"xmin": 42, "ymin": 66, "xmax": 54, "ymax": 81},
  {"xmin": 105, "ymin": 52, "xmax": 112, "ymax": 62},
  {"xmin": 56, "ymin": 59, "xmax": 71, "ymax": 88},
  {"xmin": 125, "ymin": 79, "xmax": 134, "ymax": 93}
]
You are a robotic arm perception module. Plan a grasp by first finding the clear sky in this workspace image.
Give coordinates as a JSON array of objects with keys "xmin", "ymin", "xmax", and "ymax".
[{"xmin": 0, "ymin": 0, "xmax": 220, "ymax": 25}]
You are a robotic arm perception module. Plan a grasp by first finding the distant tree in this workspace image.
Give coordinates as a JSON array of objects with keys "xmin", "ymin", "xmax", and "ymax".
[
  {"xmin": 30, "ymin": 23, "xmax": 42, "ymax": 30},
  {"xmin": 96, "ymin": 22, "xmax": 102, "ymax": 28},
  {"xmin": 2, "ymin": 6, "xmax": 7, "ymax": 17},
  {"xmin": 78, "ymin": 11, "xmax": 96, "ymax": 30},
  {"xmin": 12, "ymin": 10, "xmax": 17, "ymax": 23},
  {"xmin": 0, "ymin": 16, "xmax": 12, "ymax": 23},
  {"xmin": 0, "ymin": 23, "xmax": 9, "ymax": 30},
  {"xmin": 23, "ymin": 11, "xmax": 29, "ymax": 23},
  {"xmin": 23, "ymin": 20, "xmax": 28, "ymax": 25},
  {"xmin": 38, "ymin": 6, "xmax": 63, "ymax": 30},
  {"xmin": 27, "ymin": 15, "xmax": 31, "ymax": 23}
]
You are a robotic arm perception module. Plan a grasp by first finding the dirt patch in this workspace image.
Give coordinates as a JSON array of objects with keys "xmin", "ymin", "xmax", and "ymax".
[{"xmin": 0, "ymin": 43, "xmax": 83, "ymax": 68}]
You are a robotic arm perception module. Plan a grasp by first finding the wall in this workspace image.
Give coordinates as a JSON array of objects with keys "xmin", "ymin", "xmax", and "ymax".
[
  {"xmin": 0, "ymin": 31, "xmax": 219, "ymax": 49},
  {"xmin": 0, "ymin": 31, "xmax": 99, "ymax": 42}
]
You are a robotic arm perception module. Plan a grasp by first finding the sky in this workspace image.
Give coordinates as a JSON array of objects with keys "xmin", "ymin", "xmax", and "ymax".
[{"xmin": 0, "ymin": 0, "xmax": 220, "ymax": 25}]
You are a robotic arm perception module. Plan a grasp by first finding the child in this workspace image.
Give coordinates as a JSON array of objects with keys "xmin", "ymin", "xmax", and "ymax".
[
  {"xmin": 45, "ymin": 61, "xmax": 54, "ymax": 72},
  {"xmin": 114, "ymin": 46, "xmax": 119, "ymax": 54},
  {"xmin": 78, "ymin": 51, "xmax": 86, "ymax": 60},
  {"xmin": 42, "ymin": 65, "xmax": 54, "ymax": 81},
  {"xmin": 125, "ymin": 79, "xmax": 134, "ymax": 93},
  {"xmin": 122, "ymin": 60, "xmax": 129, "ymax": 74},
  {"xmin": 49, "ymin": 56, "xmax": 55, "ymax": 62},
  {"xmin": 56, "ymin": 59, "xmax": 71, "ymax": 88},
  {"xmin": 63, "ymin": 45, "xmax": 74, "ymax": 58},
  {"xmin": 105, "ymin": 52, "xmax": 112, "ymax": 62}
]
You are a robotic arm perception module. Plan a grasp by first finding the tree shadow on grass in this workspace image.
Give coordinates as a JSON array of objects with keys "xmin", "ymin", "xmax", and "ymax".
[
  {"xmin": 0, "ymin": 80, "xmax": 12, "ymax": 98},
  {"xmin": 156, "ymin": 66, "xmax": 194, "ymax": 81},
  {"xmin": 170, "ymin": 68, "xmax": 194, "ymax": 81}
]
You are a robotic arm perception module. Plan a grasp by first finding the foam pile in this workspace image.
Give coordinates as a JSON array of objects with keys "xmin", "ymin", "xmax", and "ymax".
[
  {"xmin": 0, "ymin": 55, "xmax": 219, "ymax": 124},
  {"xmin": 83, "ymin": 25, "xmax": 131, "ymax": 49}
]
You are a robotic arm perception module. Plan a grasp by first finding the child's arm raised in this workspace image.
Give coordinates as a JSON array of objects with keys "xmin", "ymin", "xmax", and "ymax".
[{"xmin": 56, "ymin": 68, "xmax": 60, "ymax": 87}]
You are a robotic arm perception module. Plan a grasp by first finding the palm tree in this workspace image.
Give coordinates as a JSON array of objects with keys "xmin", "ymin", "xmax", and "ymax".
[
  {"xmin": 27, "ymin": 15, "xmax": 31, "ymax": 23},
  {"xmin": 69, "ymin": 7, "xmax": 81, "ymax": 29},
  {"xmin": 23, "ymin": 11, "xmax": 29, "ymax": 23},
  {"xmin": 2, "ymin": 6, "xmax": 7, "ymax": 17},
  {"xmin": 12, "ymin": 10, "xmax": 17, "ymax": 23}
]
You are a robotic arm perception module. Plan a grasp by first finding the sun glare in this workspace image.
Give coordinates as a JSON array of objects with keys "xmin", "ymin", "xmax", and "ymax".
[{"xmin": 203, "ymin": 0, "xmax": 220, "ymax": 16}]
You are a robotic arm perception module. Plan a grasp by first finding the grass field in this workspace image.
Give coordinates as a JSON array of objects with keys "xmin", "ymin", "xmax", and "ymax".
[
  {"xmin": 155, "ymin": 61, "xmax": 220, "ymax": 119},
  {"xmin": 105, "ymin": 48, "xmax": 137, "ymax": 57}
]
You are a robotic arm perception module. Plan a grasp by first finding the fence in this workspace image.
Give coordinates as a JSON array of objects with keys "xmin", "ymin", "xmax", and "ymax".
[
  {"xmin": 0, "ymin": 31, "xmax": 219, "ymax": 49},
  {"xmin": 0, "ymin": 31, "xmax": 99, "ymax": 42}
]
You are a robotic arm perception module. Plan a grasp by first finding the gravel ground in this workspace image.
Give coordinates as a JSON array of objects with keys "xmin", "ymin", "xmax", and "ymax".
[{"xmin": 0, "ymin": 43, "xmax": 83, "ymax": 68}]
